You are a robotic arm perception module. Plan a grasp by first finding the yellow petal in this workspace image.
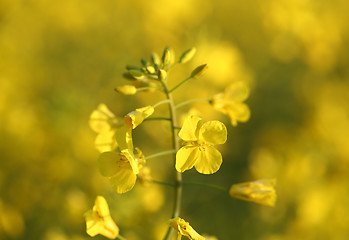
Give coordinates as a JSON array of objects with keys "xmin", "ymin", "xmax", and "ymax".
[
  {"xmin": 124, "ymin": 105, "xmax": 154, "ymax": 129},
  {"xmin": 86, "ymin": 217, "xmax": 119, "ymax": 239},
  {"xmin": 194, "ymin": 146, "xmax": 223, "ymax": 174},
  {"xmin": 98, "ymin": 152, "xmax": 119, "ymax": 177},
  {"xmin": 120, "ymin": 149, "xmax": 139, "ymax": 175},
  {"xmin": 95, "ymin": 131, "xmax": 117, "ymax": 153},
  {"xmin": 225, "ymin": 81, "xmax": 250, "ymax": 102},
  {"xmin": 227, "ymin": 103, "xmax": 250, "ymax": 126},
  {"xmin": 115, "ymin": 125, "xmax": 133, "ymax": 151},
  {"xmin": 178, "ymin": 115, "xmax": 202, "ymax": 142},
  {"xmin": 94, "ymin": 196, "xmax": 110, "ymax": 216},
  {"xmin": 109, "ymin": 162, "xmax": 137, "ymax": 194},
  {"xmin": 85, "ymin": 210, "xmax": 100, "ymax": 237},
  {"xmin": 85, "ymin": 196, "xmax": 119, "ymax": 239},
  {"xmin": 169, "ymin": 217, "xmax": 206, "ymax": 240},
  {"xmin": 89, "ymin": 103, "xmax": 119, "ymax": 133},
  {"xmin": 175, "ymin": 146, "xmax": 199, "ymax": 172},
  {"xmin": 199, "ymin": 120, "xmax": 227, "ymax": 145}
]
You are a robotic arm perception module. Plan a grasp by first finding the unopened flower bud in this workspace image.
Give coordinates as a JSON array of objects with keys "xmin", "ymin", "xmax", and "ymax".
[
  {"xmin": 141, "ymin": 58, "xmax": 149, "ymax": 66},
  {"xmin": 190, "ymin": 64, "xmax": 208, "ymax": 78},
  {"xmin": 128, "ymin": 69, "xmax": 144, "ymax": 79},
  {"xmin": 179, "ymin": 47, "xmax": 196, "ymax": 63},
  {"xmin": 229, "ymin": 179, "xmax": 277, "ymax": 206},
  {"xmin": 151, "ymin": 52, "xmax": 161, "ymax": 65},
  {"xmin": 146, "ymin": 66, "xmax": 156, "ymax": 74},
  {"xmin": 126, "ymin": 65, "xmax": 140, "ymax": 71},
  {"xmin": 158, "ymin": 69, "xmax": 167, "ymax": 81},
  {"xmin": 162, "ymin": 47, "xmax": 171, "ymax": 66},
  {"xmin": 115, "ymin": 85, "xmax": 137, "ymax": 95}
]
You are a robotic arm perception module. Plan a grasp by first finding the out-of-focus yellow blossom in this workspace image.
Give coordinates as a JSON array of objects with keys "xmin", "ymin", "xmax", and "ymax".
[
  {"xmin": 84, "ymin": 196, "xmax": 119, "ymax": 239},
  {"xmin": 211, "ymin": 81, "xmax": 250, "ymax": 126},
  {"xmin": 89, "ymin": 104, "xmax": 124, "ymax": 153},
  {"xmin": 115, "ymin": 85, "xmax": 137, "ymax": 95},
  {"xmin": 98, "ymin": 126, "xmax": 145, "ymax": 193},
  {"xmin": 176, "ymin": 115, "xmax": 227, "ymax": 174},
  {"xmin": 137, "ymin": 166, "xmax": 152, "ymax": 186},
  {"xmin": 124, "ymin": 105, "xmax": 154, "ymax": 129},
  {"xmin": 169, "ymin": 217, "xmax": 206, "ymax": 240},
  {"xmin": 0, "ymin": 200, "xmax": 25, "ymax": 238},
  {"xmin": 229, "ymin": 179, "xmax": 277, "ymax": 206},
  {"xmin": 179, "ymin": 108, "xmax": 202, "ymax": 126}
]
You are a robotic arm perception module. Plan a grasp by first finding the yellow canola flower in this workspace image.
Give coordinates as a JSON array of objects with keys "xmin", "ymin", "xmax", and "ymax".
[
  {"xmin": 89, "ymin": 103, "xmax": 123, "ymax": 153},
  {"xmin": 229, "ymin": 179, "xmax": 277, "ymax": 206},
  {"xmin": 169, "ymin": 217, "xmax": 206, "ymax": 240},
  {"xmin": 124, "ymin": 105, "xmax": 154, "ymax": 129},
  {"xmin": 98, "ymin": 126, "xmax": 145, "ymax": 193},
  {"xmin": 84, "ymin": 196, "xmax": 119, "ymax": 239},
  {"xmin": 211, "ymin": 81, "xmax": 250, "ymax": 126},
  {"xmin": 176, "ymin": 115, "xmax": 227, "ymax": 174}
]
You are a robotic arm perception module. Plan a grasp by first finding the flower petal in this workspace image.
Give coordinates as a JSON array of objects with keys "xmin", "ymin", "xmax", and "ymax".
[
  {"xmin": 120, "ymin": 149, "xmax": 139, "ymax": 175},
  {"xmin": 95, "ymin": 131, "xmax": 117, "ymax": 153},
  {"xmin": 227, "ymin": 103, "xmax": 250, "ymax": 126},
  {"xmin": 98, "ymin": 152, "xmax": 119, "ymax": 177},
  {"xmin": 85, "ymin": 196, "xmax": 119, "ymax": 239},
  {"xmin": 169, "ymin": 217, "xmax": 206, "ymax": 240},
  {"xmin": 124, "ymin": 105, "xmax": 154, "ymax": 129},
  {"xmin": 199, "ymin": 120, "xmax": 227, "ymax": 145},
  {"xmin": 85, "ymin": 212, "xmax": 119, "ymax": 239},
  {"xmin": 89, "ymin": 103, "xmax": 118, "ymax": 133},
  {"xmin": 194, "ymin": 146, "xmax": 223, "ymax": 174},
  {"xmin": 109, "ymin": 162, "xmax": 137, "ymax": 194},
  {"xmin": 178, "ymin": 115, "xmax": 203, "ymax": 142},
  {"xmin": 175, "ymin": 146, "xmax": 199, "ymax": 172},
  {"xmin": 225, "ymin": 81, "xmax": 249, "ymax": 102},
  {"xmin": 94, "ymin": 195, "xmax": 111, "ymax": 216},
  {"xmin": 115, "ymin": 125, "xmax": 133, "ymax": 151}
]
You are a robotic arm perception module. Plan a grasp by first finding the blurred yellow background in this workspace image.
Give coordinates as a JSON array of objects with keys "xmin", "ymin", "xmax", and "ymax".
[{"xmin": 1, "ymin": 0, "xmax": 349, "ymax": 239}]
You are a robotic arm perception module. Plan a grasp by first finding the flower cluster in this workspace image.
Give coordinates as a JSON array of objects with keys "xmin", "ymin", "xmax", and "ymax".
[{"xmin": 85, "ymin": 47, "xmax": 276, "ymax": 239}]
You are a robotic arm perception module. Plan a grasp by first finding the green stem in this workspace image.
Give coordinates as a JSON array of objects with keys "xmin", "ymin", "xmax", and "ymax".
[
  {"xmin": 144, "ymin": 117, "xmax": 171, "ymax": 122},
  {"xmin": 175, "ymin": 98, "xmax": 211, "ymax": 109},
  {"xmin": 153, "ymin": 99, "xmax": 171, "ymax": 109},
  {"xmin": 152, "ymin": 179, "xmax": 175, "ymax": 188},
  {"xmin": 145, "ymin": 149, "xmax": 177, "ymax": 160},
  {"xmin": 181, "ymin": 181, "xmax": 229, "ymax": 192},
  {"xmin": 169, "ymin": 76, "xmax": 191, "ymax": 93},
  {"xmin": 161, "ymin": 78, "xmax": 182, "ymax": 240}
]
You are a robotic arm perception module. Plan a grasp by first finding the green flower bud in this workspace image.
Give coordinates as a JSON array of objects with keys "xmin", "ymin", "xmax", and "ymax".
[
  {"xmin": 141, "ymin": 58, "xmax": 149, "ymax": 66},
  {"xmin": 162, "ymin": 47, "xmax": 171, "ymax": 66},
  {"xmin": 179, "ymin": 47, "xmax": 196, "ymax": 63},
  {"xmin": 128, "ymin": 69, "xmax": 144, "ymax": 79},
  {"xmin": 151, "ymin": 52, "xmax": 161, "ymax": 65},
  {"xmin": 123, "ymin": 72, "xmax": 136, "ymax": 81},
  {"xmin": 126, "ymin": 65, "xmax": 141, "ymax": 71},
  {"xmin": 190, "ymin": 64, "xmax": 208, "ymax": 78}
]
